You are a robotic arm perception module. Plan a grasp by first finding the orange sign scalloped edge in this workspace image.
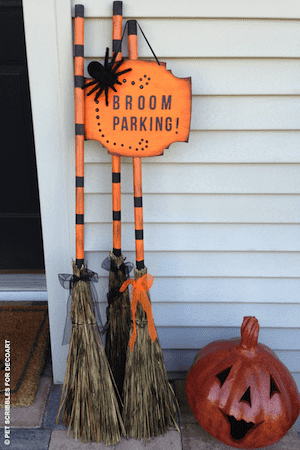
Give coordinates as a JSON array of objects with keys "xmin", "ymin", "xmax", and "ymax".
[{"xmin": 84, "ymin": 60, "xmax": 192, "ymax": 157}]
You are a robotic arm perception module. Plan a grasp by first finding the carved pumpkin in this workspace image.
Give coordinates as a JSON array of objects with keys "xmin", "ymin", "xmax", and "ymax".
[{"xmin": 185, "ymin": 317, "xmax": 300, "ymax": 448}]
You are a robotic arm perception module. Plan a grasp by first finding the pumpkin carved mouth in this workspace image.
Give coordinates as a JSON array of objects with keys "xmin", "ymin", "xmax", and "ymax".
[
  {"xmin": 226, "ymin": 414, "xmax": 255, "ymax": 440},
  {"xmin": 220, "ymin": 410, "xmax": 262, "ymax": 441}
]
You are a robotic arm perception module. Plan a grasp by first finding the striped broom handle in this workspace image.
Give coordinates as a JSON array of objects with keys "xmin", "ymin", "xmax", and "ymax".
[
  {"xmin": 74, "ymin": 5, "xmax": 85, "ymax": 268},
  {"xmin": 112, "ymin": 1, "xmax": 123, "ymax": 257},
  {"xmin": 128, "ymin": 20, "xmax": 144, "ymax": 270}
]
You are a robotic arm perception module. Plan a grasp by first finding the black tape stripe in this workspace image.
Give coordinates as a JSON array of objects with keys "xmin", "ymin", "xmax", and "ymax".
[
  {"xmin": 75, "ymin": 124, "xmax": 84, "ymax": 136},
  {"xmin": 113, "ymin": 1, "xmax": 122, "ymax": 15},
  {"xmin": 113, "ymin": 39, "xmax": 122, "ymax": 54},
  {"xmin": 75, "ymin": 75, "xmax": 85, "ymax": 88},
  {"xmin": 113, "ymin": 210, "xmax": 121, "ymax": 221},
  {"xmin": 113, "ymin": 248, "xmax": 122, "ymax": 257},
  {"xmin": 135, "ymin": 229, "xmax": 143, "ymax": 240},
  {"xmin": 76, "ymin": 214, "xmax": 84, "ymax": 225},
  {"xmin": 75, "ymin": 45, "xmax": 84, "ymax": 57},
  {"xmin": 76, "ymin": 177, "xmax": 84, "ymax": 188},
  {"xmin": 75, "ymin": 5, "xmax": 84, "ymax": 17},
  {"xmin": 136, "ymin": 260, "xmax": 145, "ymax": 270},
  {"xmin": 76, "ymin": 258, "xmax": 85, "ymax": 268},
  {"xmin": 134, "ymin": 197, "xmax": 143, "ymax": 208},
  {"xmin": 112, "ymin": 172, "xmax": 121, "ymax": 183},
  {"xmin": 128, "ymin": 20, "xmax": 137, "ymax": 36}
]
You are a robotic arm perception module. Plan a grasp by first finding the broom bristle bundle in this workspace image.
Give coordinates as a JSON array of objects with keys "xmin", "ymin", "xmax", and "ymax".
[
  {"xmin": 56, "ymin": 262, "xmax": 125, "ymax": 445},
  {"xmin": 105, "ymin": 251, "xmax": 131, "ymax": 398},
  {"xmin": 122, "ymin": 267, "xmax": 180, "ymax": 439}
]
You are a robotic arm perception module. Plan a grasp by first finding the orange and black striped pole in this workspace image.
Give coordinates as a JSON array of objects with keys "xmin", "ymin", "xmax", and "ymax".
[
  {"xmin": 128, "ymin": 20, "xmax": 144, "ymax": 270},
  {"xmin": 111, "ymin": 1, "xmax": 123, "ymax": 257},
  {"xmin": 74, "ymin": 4, "xmax": 85, "ymax": 268}
]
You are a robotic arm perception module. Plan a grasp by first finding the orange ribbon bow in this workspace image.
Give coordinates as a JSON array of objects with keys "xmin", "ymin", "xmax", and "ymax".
[{"xmin": 120, "ymin": 274, "xmax": 157, "ymax": 351}]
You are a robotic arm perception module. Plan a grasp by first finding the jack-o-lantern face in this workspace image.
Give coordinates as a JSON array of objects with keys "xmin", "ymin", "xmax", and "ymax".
[{"xmin": 186, "ymin": 317, "xmax": 300, "ymax": 448}]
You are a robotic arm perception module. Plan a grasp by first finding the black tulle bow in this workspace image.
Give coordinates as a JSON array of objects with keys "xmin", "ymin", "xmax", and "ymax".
[
  {"xmin": 58, "ymin": 268, "xmax": 103, "ymax": 345},
  {"xmin": 59, "ymin": 269, "xmax": 98, "ymax": 294},
  {"xmin": 101, "ymin": 256, "xmax": 134, "ymax": 280}
]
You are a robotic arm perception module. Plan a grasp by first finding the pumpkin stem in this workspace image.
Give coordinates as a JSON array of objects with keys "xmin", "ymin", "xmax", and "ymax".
[{"xmin": 240, "ymin": 316, "xmax": 259, "ymax": 350}]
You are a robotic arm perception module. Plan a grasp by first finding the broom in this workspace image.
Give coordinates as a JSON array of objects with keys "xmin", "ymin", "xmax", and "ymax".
[
  {"xmin": 102, "ymin": 0, "xmax": 133, "ymax": 403},
  {"xmin": 120, "ymin": 20, "xmax": 180, "ymax": 440},
  {"xmin": 56, "ymin": 5, "xmax": 125, "ymax": 444}
]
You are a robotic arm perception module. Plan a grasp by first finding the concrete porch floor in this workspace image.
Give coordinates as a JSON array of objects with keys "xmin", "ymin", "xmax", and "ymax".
[{"xmin": 0, "ymin": 348, "xmax": 299, "ymax": 449}]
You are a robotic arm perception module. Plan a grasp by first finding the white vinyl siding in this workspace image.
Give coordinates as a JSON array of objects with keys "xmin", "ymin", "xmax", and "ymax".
[
  {"xmin": 74, "ymin": 0, "xmax": 300, "ymax": 19},
  {"xmin": 84, "ymin": 19, "xmax": 300, "ymax": 58},
  {"xmin": 79, "ymin": 4, "xmax": 300, "ymax": 425},
  {"xmin": 23, "ymin": 0, "xmax": 299, "ymax": 431}
]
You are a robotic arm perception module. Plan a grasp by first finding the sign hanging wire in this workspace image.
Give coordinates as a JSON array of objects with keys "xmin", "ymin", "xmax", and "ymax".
[
  {"xmin": 115, "ymin": 20, "xmax": 160, "ymax": 66},
  {"xmin": 136, "ymin": 22, "xmax": 160, "ymax": 66}
]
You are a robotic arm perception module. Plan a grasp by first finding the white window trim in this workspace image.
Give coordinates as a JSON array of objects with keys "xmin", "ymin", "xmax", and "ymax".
[{"xmin": 23, "ymin": 0, "xmax": 75, "ymax": 383}]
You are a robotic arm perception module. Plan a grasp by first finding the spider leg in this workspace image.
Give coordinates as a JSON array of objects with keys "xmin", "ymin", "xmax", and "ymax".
[
  {"xmin": 104, "ymin": 47, "xmax": 109, "ymax": 68},
  {"xmin": 115, "ymin": 68, "xmax": 132, "ymax": 77},
  {"xmin": 87, "ymin": 83, "xmax": 101, "ymax": 96},
  {"xmin": 83, "ymin": 79, "xmax": 98, "ymax": 89},
  {"xmin": 116, "ymin": 80, "xmax": 122, "ymax": 85},
  {"xmin": 105, "ymin": 86, "xmax": 109, "ymax": 107},
  {"xmin": 112, "ymin": 86, "xmax": 117, "ymax": 92},
  {"xmin": 111, "ymin": 57, "xmax": 124, "ymax": 74},
  {"xmin": 94, "ymin": 87, "xmax": 104, "ymax": 102}
]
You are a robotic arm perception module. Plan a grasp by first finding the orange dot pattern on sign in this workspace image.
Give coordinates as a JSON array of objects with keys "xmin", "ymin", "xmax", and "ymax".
[
  {"xmin": 74, "ymin": 5, "xmax": 85, "ymax": 267},
  {"xmin": 84, "ymin": 59, "xmax": 192, "ymax": 158}
]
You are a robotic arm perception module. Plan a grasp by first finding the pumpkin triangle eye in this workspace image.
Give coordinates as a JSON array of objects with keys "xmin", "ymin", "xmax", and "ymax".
[
  {"xmin": 240, "ymin": 387, "xmax": 251, "ymax": 406},
  {"xmin": 270, "ymin": 376, "xmax": 280, "ymax": 398},
  {"xmin": 216, "ymin": 367, "xmax": 232, "ymax": 387}
]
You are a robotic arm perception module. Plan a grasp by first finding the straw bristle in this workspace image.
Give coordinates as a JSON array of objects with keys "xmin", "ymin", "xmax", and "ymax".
[
  {"xmin": 122, "ymin": 267, "xmax": 180, "ymax": 439},
  {"xmin": 105, "ymin": 252, "xmax": 131, "ymax": 401},
  {"xmin": 56, "ymin": 262, "xmax": 125, "ymax": 445}
]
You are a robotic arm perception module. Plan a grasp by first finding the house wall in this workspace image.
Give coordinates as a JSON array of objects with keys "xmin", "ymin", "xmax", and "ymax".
[{"xmin": 23, "ymin": 0, "xmax": 300, "ymax": 430}]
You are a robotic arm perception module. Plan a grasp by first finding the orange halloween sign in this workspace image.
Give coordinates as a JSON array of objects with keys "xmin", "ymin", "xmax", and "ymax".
[{"xmin": 84, "ymin": 60, "xmax": 191, "ymax": 157}]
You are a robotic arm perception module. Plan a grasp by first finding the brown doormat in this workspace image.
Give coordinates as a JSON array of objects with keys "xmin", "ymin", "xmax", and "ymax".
[{"xmin": 0, "ymin": 304, "xmax": 49, "ymax": 407}]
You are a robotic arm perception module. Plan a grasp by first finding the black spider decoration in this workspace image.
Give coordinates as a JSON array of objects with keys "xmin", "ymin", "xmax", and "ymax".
[{"xmin": 83, "ymin": 47, "xmax": 132, "ymax": 106}]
